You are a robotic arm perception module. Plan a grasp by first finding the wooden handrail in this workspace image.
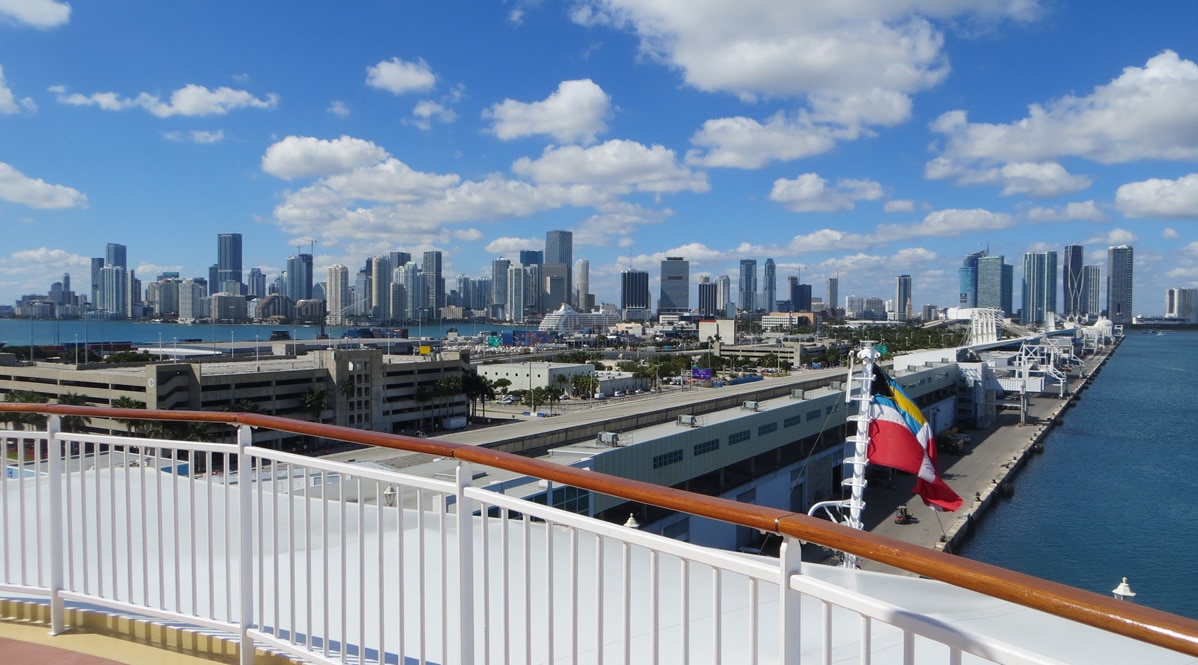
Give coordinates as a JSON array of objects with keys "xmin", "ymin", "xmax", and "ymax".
[{"xmin": 5, "ymin": 402, "xmax": 1198, "ymax": 657}]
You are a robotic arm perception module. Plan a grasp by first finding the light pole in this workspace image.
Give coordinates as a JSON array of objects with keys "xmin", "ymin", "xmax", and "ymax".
[
  {"xmin": 74, "ymin": 333, "xmax": 79, "ymax": 364},
  {"xmin": 255, "ymin": 334, "xmax": 260, "ymax": 371}
]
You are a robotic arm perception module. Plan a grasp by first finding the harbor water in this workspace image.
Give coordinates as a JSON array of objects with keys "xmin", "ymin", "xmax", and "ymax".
[{"xmin": 962, "ymin": 330, "xmax": 1198, "ymax": 620}]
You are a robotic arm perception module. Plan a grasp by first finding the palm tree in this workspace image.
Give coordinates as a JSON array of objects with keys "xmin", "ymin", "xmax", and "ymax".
[
  {"xmin": 110, "ymin": 396, "xmax": 147, "ymax": 435},
  {"xmin": 56, "ymin": 393, "xmax": 91, "ymax": 433},
  {"xmin": 302, "ymin": 388, "xmax": 329, "ymax": 422},
  {"xmin": 7, "ymin": 390, "xmax": 48, "ymax": 430}
]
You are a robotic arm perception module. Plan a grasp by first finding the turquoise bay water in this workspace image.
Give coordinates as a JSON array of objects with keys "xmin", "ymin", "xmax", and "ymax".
[{"xmin": 962, "ymin": 331, "xmax": 1198, "ymax": 620}]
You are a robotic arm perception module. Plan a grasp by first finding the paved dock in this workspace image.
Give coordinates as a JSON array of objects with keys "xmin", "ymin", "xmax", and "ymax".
[{"xmin": 857, "ymin": 340, "xmax": 1119, "ymax": 575}]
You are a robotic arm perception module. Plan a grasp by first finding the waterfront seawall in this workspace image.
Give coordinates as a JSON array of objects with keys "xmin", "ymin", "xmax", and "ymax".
[{"xmin": 859, "ymin": 338, "xmax": 1121, "ymax": 575}]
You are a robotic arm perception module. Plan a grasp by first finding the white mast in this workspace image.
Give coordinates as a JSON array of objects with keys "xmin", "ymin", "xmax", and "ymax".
[{"xmin": 807, "ymin": 342, "xmax": 879, "ymax": 568}]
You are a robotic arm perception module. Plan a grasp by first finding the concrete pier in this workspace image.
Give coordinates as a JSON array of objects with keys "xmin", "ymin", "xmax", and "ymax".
[{"xmin": 857, "ymin": 338, "xmax": 1121, "ymax": 575}]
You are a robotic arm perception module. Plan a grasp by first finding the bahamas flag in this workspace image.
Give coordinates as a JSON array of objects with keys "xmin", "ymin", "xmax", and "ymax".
[{"xmin": 867, "ymin": 365, "xmax": 963, "ymax": 511}]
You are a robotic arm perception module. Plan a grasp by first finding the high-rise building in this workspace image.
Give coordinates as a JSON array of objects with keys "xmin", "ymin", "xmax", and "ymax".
[
  {"xmin": 519, "ymin": 250, "xmax": 543, "ymax": 266},
  {"xmin": 826, "ymin": 276, "xmax": 839, "ymax": 314},
  {"xmin": 977, "ymin": 255, "xmax": 1013, "ymax": 316},
  {"xmin": 248, "ymin": 268, "xmax": 266, "ymax": 299},
  {"xmin": 285, "ymin": 254, "xmax": 313, "ymax": 303},
  {"xmin": 490, "ymin": 257, "xmax": 511, "ymax": 319},
  {"xmin": 544, "ymin": 230, "xmax": 573, "ymax": 313},
  {"xmin": 327, "ymin": 264, "xmax": 349, "ymax": 325},
  {"xmin": 697, "ymin": 277, "xmax": 718, "ymax": 317},
  {"xmin": 575, "ymin": 259, "xmax": 590, "ymax": 310},
  {"xmin": 1082, "ymin": 265, "xmax": 1101, "ymax": 318},
  {"xmin": 217, "ymin": 233, "xmax": 243, "ymax": 294},
  {"xmin": 542, "ymin": 262, "xmax": 569, "ymax": 312},
  {"xmin": 620, "ymin": 269, "xmax": 651, "ymax": 320},
  {"xmin": 90, "ymin": 257, "xmax": 104, "ymax": 309},
  {"xmin": 396, "ymin": 262, "xmax": 423, "ymax": 322},
  {"xmin": 1167, "ymin": 288, "xmax": 1198, "ymax": 322},
  {"xmin": 1021, "ymin": 251, "xmax": 1058, "ymax": 325},
  {"xmin": 106, "ymin": 243, "xmax": 127, "ymax": 269},
  {"xmin": 1106, "ymin": 245, "xmax": 1134, "ymax": 324},
  {"xmin": 738, "ymin": 260, "xmax": 757, "ymax": 311},
  {"xmin": 1062, "ymin": 244, "xmax": 1085, "ymax": 319},
  {"xmin": 763, "ymin": 259, "xmax": 777, "ymax": 313},
  {"xmin": 959, "ymin": 251, "xmax": 986, "ymax": 308},
  {"xmin": 715, "ymin": 275, "xmax": 732, "ymax": 315},
  {"xmin": 422, "ymin": 251, "xmax": 443, "ymax": 319},
  {"xmin": 505, "ymin": 263, "xmax": 529, "ymax": 323},
  {"xmin": 895, "ymin": 275, "xmax": 912, "ymax": 321},
  {"xmin": 371, "ymin": 256, "xmax": 392, "ymax": 321},
  {"xmin": 658, "ymin": 257, "xmax": 690, "ymax": 315}
]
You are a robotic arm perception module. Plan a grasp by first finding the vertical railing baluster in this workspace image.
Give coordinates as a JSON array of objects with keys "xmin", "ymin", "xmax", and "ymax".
[
  {"xmin": 712, "ymin": 567, "xmax": 722, "ymax": 665},
  {"xmin": 748, "ymin": 578, "xmax": 758, "ymax": 664},
  {"xmin": 778, "ymin": 536, "xmax": 802, "ymax": 665},
  {"xmin": 123, "ymin": 445, "xmax": 132, "ymax": 603},
  {"xmin": 139, "ymin": 444, "xmax": 149, "ymax": 608},
  {"xmin": 545, "ymin": 516, "xmax": 553, "ymax": 665},
  {"xmin": 595, "ymin": 532, "xmax": 604, "ymax": 665},
  {"xmin": 622, "ymin": 541, "xmax": 632, "ymax": 665},
  {"xmin": 47, "ymin": 417, "xmax": 65, "ymax": 634},
  {"xmin": 455, "ymin": 462, "xmax": 475, "ymax": 665},
  {"xmin": 649, "ymin": 550, "xmax": 659, "ymax": 665},
  {"xmin": 523, "ymin": 512, "xmax": 531, "ymax": 665},
  {"xmin": 237, "ymin": 425, "xmax": 255, "ymax": 665},
  {"xmin": 340, "ymin": 473, "xmax": 348, "ymax": 664},
  {"xmin": 679, "ymin": 558, "xmax": 689, "ymax": 664},
  {"xmin": 569, "ymin": 528, "xmax": 578, "ymax": 663},
  {"xmin": 902, "ymin": 631, "xmax": 914, "ymax": 665},
  {"xmin": 417, "ymin": 489, "xmax": 426, "ymax": 665},
  {"xmin": 821, "ymin": 601, "xmax": 832, "ymax": 665},
  {"xmin": 860, "ymin": 615, "xmax": 872, "ymax": 665},
  {"xmin": 480, "ymin": 496, "xmax": 490, "ymax": 665},
  {"xmin": 375, "ymin": 481, "xmax": 385, "ymax": 664},
  {"xmin": 357, "ymin": 477, "xmax": 365, "ymax": 665}
]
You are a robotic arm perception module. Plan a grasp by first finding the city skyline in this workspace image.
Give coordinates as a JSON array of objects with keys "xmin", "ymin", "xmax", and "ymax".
[{"xmin": 3, "ymin": 2, "xmax": 1198, "ymax": 314}]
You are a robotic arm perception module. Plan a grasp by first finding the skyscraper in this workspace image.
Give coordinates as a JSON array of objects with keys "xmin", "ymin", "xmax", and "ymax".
[
  {"xmin": 716, "ymin": 275, "xmax": 732, "ymax": 315},
  {"xmin": 697, "ymin": 277, "xmax": 718, "ymax": 317},
  {"xmin": 575, "ymin": 259, "xmax": 590, "ymax": 310},
  {"xmin": 826, "ymin": 276, "xmax": 839, "ymax": 314},
  {"xmin": 423, "ymin": 250, "xmax": 443, "ymax": 319},
  {"xmin": 1021, "ymin": 251, "xmax": 1058, "ymax": 325},
  {"xmin": 217, "ymin": 233, "xmax": 243, "ymax": 293},
  {"xmin": 658, "ymin": 257, "xmax": 690, "ymax": 315},
  {"xmin": 248, "ymin": 268, "xmax": 266, "ymax": 299},
  {"xmin": 285, "ymin": 253, "xmax": 313, "ymax": 303},
  {"xmin": 620, "ymin": 269, "xmax": 650, "ymax": 320},
  {"xmin": 1082, "ymin": 265, "xmax": 1101, "ymax": 318},
  {"xmin": 762, "ymin": 258, "xmax": 777, "ymax": 312},
  {"xmin": 895, "ymin": 275, "xmax": 912, "ymax": 321},
  {"xmin": 542, "ymin": 262, "xmax": 569, "ymax": 312},
  {"xmin": 1106, "ymin": 245, "xmax": 1134, "ymax": 324},
  {"xmin": 327, "ymin": 264, "xmax": 349, "ymax": 325},
  {"xmin": 1062, "ymin": 244, "xmax": 1085, "ymax": 319},
  {"xmin": 371, "ymin": 256, "xmax": 392, "ymax": 321},
  {"xmin": 977, "ymin": 255, "xmax": 1013, "ymax": 316},
  {"xmin": 738, "ymin": 260, "xmax": 757, "ymax": 312},
  {"xmin": 544, "ymin": 230, "xmax": 573, "ymax": 313},
  {"xmin": 959, "ymin": 251, "xmax": 986, "ymax": 308},
  {"xmin": 106, "ymin": 243, "xmax": 127, "ymax": 269},
  {"xmin": 490, "ymin": 257, "xmax": 511, "ymax": 319}
]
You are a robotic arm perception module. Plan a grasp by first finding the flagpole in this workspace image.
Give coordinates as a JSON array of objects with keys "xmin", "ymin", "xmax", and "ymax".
[{"xmin": 845, "ymin": 343, "xmax": 879, "ymax": 533}]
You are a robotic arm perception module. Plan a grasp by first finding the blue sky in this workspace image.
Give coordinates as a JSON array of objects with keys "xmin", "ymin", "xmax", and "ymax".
[{"xmin": 3, "ymin": 0, "xmax": 1198, "ymax": 316}]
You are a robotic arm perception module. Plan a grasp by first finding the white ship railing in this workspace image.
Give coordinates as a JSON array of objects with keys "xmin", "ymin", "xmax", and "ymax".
[{"xmin": 3, "ymin": 405, "xmax": 1198, "ymax": 664}]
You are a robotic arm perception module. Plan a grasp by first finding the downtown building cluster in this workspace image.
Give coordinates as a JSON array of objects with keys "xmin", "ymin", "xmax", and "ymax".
[{"xmin": 7, "ymin": 232, "xmax": 1162, "ymax": 329}]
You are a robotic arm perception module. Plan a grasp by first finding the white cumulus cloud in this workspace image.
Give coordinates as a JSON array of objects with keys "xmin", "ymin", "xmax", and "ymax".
[
  {"xmin": 366, "ymin": 57, "xmax": 436, "ymax": 94},
  {"xmin": 1115, "ymin": 174, "xmax": 1198, "ymax": 219},
  {"xmin": 0, "ymin": 0, "xmax": 70, "ymax": 28},
  {"xmin": 262, "ymin": 136, "xmax": 389, "ymax": 180},
  {"xmin": 0, "ymin": 65, "xmax": 36, "ymax": 113},
  {"xmin": 769, "ymin": 173, "xmax": 882, "ymax": 212},
  {"xmin": 163, "ymin": 129, "xmax": 225, "ymax": 144},
  {"xmin": 485, "ymin": 79, "xmax": 611, "ymax": 144},
  {"xmin": 931, "ymin": 51, "xmax": 1198, "ymax": 169},
  {"xmin": 512, "ymin": 140, "xmax": 707, "ymax": 194},
  {"xmin": 686, "ymin": 114, "xmax": 836, "ymax": 169},
  {"xmin": 1025, "ymin": 200, "xmax": 1107, "ymax": 222},
  {"xmin": 52, "ymin": 84, "xmax": 278, "ymax": 117},
  {"xmin": 0, "ymin": 162, "xmax": 86, "ymax": 209}
]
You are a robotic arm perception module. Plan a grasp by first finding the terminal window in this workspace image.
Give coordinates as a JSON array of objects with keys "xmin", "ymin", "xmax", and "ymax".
[
  {"xmin": 694, "ymin": 439, "xmax": 720, "ymax": 456},
  {"xmin": 758, "ymin": 422, "xmax": 777, "ymax": 436},
  {"xmin": 784, "ymin": 415, "xmax": 802, "ymax": 428},
  {"xmin": 653, "ymin": 449, "xmax": 684, "ymax": 469},
  {"xmin": 729, "ymin": 430, "xmax": 751, "ymax": 445}
]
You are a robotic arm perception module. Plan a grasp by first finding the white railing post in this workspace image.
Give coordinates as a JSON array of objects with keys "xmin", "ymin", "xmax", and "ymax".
[
  {"xmin": 237, "ymin": 424, "xmax": 255, "ymax": 665},
  {"xmin": 46, "ymin": 415, "xmax": 65, "ymax": 635},
  {"xmin": 455, "ymin": 461, "xmax": 475, "ymax": 665},
  {"xmin": 778, "ymin": 535, "xmax": 803, "ymax": 665}
]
